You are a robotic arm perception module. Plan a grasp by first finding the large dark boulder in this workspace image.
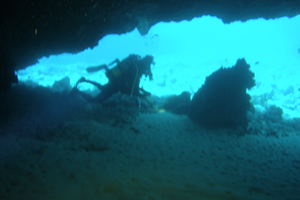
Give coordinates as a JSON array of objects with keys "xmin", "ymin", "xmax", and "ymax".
[{"xmin": 189, "ymin": 58, "xmax": 255, "ymax": 128}]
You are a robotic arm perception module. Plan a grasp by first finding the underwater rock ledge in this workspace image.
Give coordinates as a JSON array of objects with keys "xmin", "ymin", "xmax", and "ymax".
[{"xmin": 1, "ymin": 0, "xmax": 300, "ymax": 72}]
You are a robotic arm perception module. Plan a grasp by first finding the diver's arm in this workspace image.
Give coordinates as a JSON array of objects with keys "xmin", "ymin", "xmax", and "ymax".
[
  {"xmin": 108, "ymin": 58, "xmax": 120, "ymax": 66},
  {"xmin": 86, "ymin": 64, "xmax": 109, "ymax": 73},
  {"xmin": 84, "ymin": 79, "xmax": 103, "ymax": 90}
]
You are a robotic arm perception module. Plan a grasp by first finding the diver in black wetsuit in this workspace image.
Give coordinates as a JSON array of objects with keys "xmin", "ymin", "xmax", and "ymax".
[{"xmin": 71, "ymin": 54, "xmax": 154, "ymax": 102}]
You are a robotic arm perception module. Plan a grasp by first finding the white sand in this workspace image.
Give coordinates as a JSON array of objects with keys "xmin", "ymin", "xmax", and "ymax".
[{"xmin": 1, "ymin": 112, "xmax": 300, "ymax": 200}]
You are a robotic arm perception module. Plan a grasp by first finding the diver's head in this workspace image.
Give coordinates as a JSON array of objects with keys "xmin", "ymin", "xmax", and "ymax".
[
  {"xmin": 143, "ymin": 55, "xmax": 155, "ymax": 65},
  {"xmin": 141, "ymin": 55, "xmax": 155, "ymax": 80}
]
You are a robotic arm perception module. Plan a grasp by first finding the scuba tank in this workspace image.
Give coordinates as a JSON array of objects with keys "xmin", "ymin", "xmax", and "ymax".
[
  {"xmin": 110, "ymin": 54, "xmax": 140, "ymax": 78},
  {"xmin": 110, "ymin": 64, "xmax": 128, "ymax": 77}
]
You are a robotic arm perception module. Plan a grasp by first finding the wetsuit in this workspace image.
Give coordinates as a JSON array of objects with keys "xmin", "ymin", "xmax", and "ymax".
[{"xmin": 95, "ymin": 54, "xmax": 146, "ymax": 102}]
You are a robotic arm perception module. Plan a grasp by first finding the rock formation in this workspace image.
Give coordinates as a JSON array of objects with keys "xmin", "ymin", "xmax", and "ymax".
[{"xmin": 189, "ymin": 58, "xmax": 255, "ymax": 128}]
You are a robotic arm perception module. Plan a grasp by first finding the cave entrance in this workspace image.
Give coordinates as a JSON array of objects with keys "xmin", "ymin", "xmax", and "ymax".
[{"xmin": 16, "ymin": 15, "xmax": 300, "ymax": 118}]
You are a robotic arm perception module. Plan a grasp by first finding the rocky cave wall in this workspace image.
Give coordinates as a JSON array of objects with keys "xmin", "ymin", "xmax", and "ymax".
[{"xmin": 1, "ymin": 0, "xmax": 300, "ymax": 73}]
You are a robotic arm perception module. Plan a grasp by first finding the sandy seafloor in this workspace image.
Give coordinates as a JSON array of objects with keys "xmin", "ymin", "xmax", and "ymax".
[{"xmin": 1, "ymin": 86, "xmax": 300, "ymax": 200}]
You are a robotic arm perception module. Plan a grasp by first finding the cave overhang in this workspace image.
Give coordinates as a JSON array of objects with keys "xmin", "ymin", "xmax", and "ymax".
[{"xmin": 1, "ymin": 0, "xmax": 300, "ymax": 71}]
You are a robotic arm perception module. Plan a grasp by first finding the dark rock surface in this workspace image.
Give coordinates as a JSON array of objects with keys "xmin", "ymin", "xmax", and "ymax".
[
  {"xmin": 247, "ymin": 106, "xmax": 300, "ymax": 138},
  {"xmin": 0, "ymin": 84, "xmax": 85, "ymax": 137},
  {"xmin": 162, "ymin": 91, "xmax": 191, "ymax": 114},
  {"xmin": 0, "ymin": 84, "xmax": 153, "ymax": 137},
  {"xmin": 0, "ymin": 50, "xmax": 18, "ymax": 90},
  {"xmin": 189, "ymin": 58, "xmax": 255, "ymax": 128},
  {"xmin": 1, "ymin": 0, "xmax": 300, "ymax": 72}
]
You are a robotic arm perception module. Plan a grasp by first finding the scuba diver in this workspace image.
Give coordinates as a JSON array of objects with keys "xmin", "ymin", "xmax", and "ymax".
[{"xmin": 71, "ymin": 54, "xmax": 154, "ymax": 103}]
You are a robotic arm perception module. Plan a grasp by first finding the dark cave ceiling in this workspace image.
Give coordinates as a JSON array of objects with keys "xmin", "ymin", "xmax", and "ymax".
[{"xmin": 1, "ymin": 0, "xmax": 300, "ymax": 71}]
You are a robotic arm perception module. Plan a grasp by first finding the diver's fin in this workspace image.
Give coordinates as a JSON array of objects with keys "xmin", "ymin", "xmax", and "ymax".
[{"xmin": 86, "ymin": 64, "xmax": 107, "ymax": 73}]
